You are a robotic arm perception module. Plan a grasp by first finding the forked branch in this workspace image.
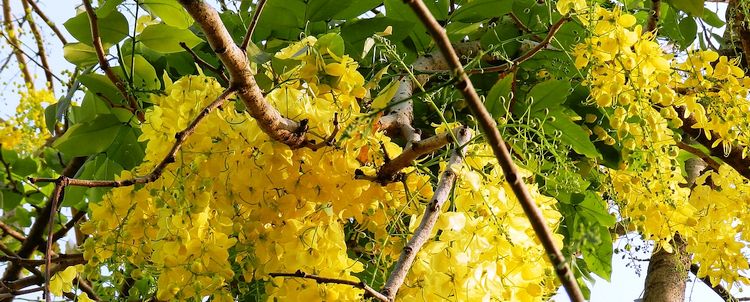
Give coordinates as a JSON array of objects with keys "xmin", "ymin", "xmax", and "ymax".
[
  {"xmin": 380, "ymin": 126, "xmax": 471, "ymax": 300},
  {"xmin": 403, "ymin": 1, "xmax": 584, "ymax": 301},
  {"xmin": 269, "ymin": 271, "xmax": 388, "ymax": 302}
]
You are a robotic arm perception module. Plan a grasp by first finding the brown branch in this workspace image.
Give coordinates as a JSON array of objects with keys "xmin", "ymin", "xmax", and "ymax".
[
  {"xmin": 674, "ymin": 106, "xmax": 750, "ymax": 179},
  {"xmin": 0, "ymin": 222, "xmax": 25, "ymax": 242},
  {"xmin": 239, "ymin": 0, "xmax": 266, "ymax": 50},
  {"xmin": 380, "ymin": 126, "xmax": 471, "ymax": 300},
  {"xmin": 179, "ymin": 42, "xmax": 229, "ymax": 84},
  {"xmin": 23, "ymin": 0, "xmax": 67, "ymax": 45},
  {"xmin": 477, "ymin": 16, "xmax": 569, "ymax": 74},
  {"xmin": 675, "ymin": 141, "xmax": 722, "ymax": 171},
  {"xmin": 21, "ymin": 0, "xmax": 54, "ymax": 90},
  {"xmin": 0, "ymin": 157, "xmax": 85, "ymax": 295},
  {"xmin": 376, "ymin": 127, "xmax": 461, "ymax": 183},
  {"xmin": 2, "ymin": 0, "xmax": 33, "ymax": 86},
  {"xmin": 647, "ymin": 0, "xmax": 661, "ymax": 33},
  {"xmin": 690, "ymin": 264, "xmax": 739, "ymax": 302},
  {"xmin": 44, "ymin": 178, "xmax": 66, "ymax": 302},
  {"xmin": 0, "ymin": 31, "xmax": 65, "ymax": 84},
  {"xmin": 729, "ymin": 0, "xmax": 750, "ymax": 68},
  {"xmin": 0, "ymin": 254, "xmax": 84, "ymax": 267},
  {"xmin": 30, "ymin": 89, "xmax": 236, "ymax": 188},
  {"xmin": 269, "ymin": 270, "xmax": 388, "ymax": 302},
  {"xmin": 402, "ymin": 1, "xmax": 584, "ymax": 301},
  {"xmin": 178, "ymin": 0, "xmax": 312, "ymax": 148},
  {"xmin": 82, "ymin": 0, "xmax": 144, "ymax": 122}
]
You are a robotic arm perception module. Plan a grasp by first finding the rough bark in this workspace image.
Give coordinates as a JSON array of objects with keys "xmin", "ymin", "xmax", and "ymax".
[{"xmin": 642, "ymin": 153, "xmax": 706, "ymax": 302}]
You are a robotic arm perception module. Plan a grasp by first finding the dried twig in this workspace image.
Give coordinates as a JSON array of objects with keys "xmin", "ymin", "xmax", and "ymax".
[
  {"xmin": 380, "ymin": 126, "xmax": 471, "ymax": 300},
  {"xmin": 269, "ymin": 270, "xmax": 388, "ymax": 302},
  {"xmin": 30, "ymin": 89, "xmax": 236, "ymax": 187},
  {"xmin": 403, "ymin": 1, "xmax": 584, "ymax": 301},
  {"xmin": 239, "ymin": 0, "xmax": 266, "ymax": 50}
]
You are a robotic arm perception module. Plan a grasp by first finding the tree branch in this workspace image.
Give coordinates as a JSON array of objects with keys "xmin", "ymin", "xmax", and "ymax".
[
  {"xmin": 179, "ymin": 41, "xmax": 229, "ymax": 84},
  {"xmin": 2, "ymin": 0, "xmax": 33, "ymax": 86},
  {"xmin": 178, "ymin": 0, "xmax": 313, "ymax": 148},
  {"xmin": 30, "ymin": 88, "xmax": 236, "ymax": 188},
  {"xmin": 23, "ymin": 0, "xmax": 67, "ymax": 45},
  {"xmin": 380, "ymin": 126, "xmax": 471, "ymax": 300},
  {"xmin": 82, "ymin": 0, "xmax": 143, "ymax": 122},
  {"xmin": 646, "ymin": 0, "xmax": 661, "ymax": 33},
  {"xmin": 403, "ymin": 1, "xmax": 584, "ymax": 301},
  {"xmin": 239, "ymin": 0, "xmax": 266, "ymax": 51},
  {"xmin": 21, "ymin": 0, "xmax": 54, "ymax": 90},
  {"xmin": 690, "ymin": 264, "xmax": 740, "ymax": 302},
  {"xmin": 375, "ymin": 127, "xmax": 462, "ymax": 183},
  {"xmin": 674, "ymin": 106, "xmax": 750, "ymax": 178},
  {"xmin": 675, "ymin": 141, "xmax": 722, "ymax": 171},
  {"xmin": 269, "ymin": 270, "xmax": 388, "ymax": 302}
]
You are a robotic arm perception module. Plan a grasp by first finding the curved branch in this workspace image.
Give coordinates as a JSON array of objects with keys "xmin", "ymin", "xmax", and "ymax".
[
  {"xmin": 376, "ymin": 127, "xmax": 462, "ymax": 183},
  {"xmin": 380, "ymin": 126, "xmax": 471, "ymax": 300},
  {"xmin": 674, "ymin": 106, "xmax": 750, "ymax": 179},
  {"xmin": 269, "ymin": 270, "xmax": 388, "ymax": 302},
  {"xmin": 23, "ymin": 0, "xmax": 67, "ymax": 45},
  {"xmin": 239, "ymin": 0, "xmax": 266, "ymax": 50},
  {"xmin": 402, "ymin": 1, "xmax": 584, "ymax": 301},
  {"xmin": 178, "ymin": 0, "xmax": 313, "ymax": 148},
  {"xmin": 82, "ymin": 0, "xmax": 143, "ymax": 122}
]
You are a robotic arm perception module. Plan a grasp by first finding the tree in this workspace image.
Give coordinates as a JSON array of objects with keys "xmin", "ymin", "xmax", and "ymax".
[{"xmin": 0, "ymin": 0, "xmax": 749, "ymax": 301}]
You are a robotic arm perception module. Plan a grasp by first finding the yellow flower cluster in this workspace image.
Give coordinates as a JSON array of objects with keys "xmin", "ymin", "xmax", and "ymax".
[
  {"xmin": 0, "ymin": 88, "xmax": 55, "ymax": 152},
  {"xmin": 80, "ymin": 35, "xmax": 563, "ymax": 301},
  {"xmin": 567, "ymin": 1, "xmax": 750, "ymax": 287}
]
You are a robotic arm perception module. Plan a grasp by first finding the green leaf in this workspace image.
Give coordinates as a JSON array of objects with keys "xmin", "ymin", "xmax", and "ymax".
[
  {"xmin": 12, "ymin": 157, "xmax": 38, "ymax": 177},
  {"xmin": 582, "ymin": 226, "xmax": 613, "ymax": 281},
  {"xmin": 485, "ymin": 74, "xmax": 513, "ymax": 119},
  {"xmin": 98, "ymin": 0, "xmax": 124, "ymax": 17},
  {"xmin": 371, "ymin": 80, "xmax": 401, "ymax": 110},
  {"xmin": 576, "ymin": 192, "xmax": 616, "ymax": 227},
  {"xmin": 666, "ymin": 0, "xmax": 705, "ymax": 16},
  {"xmin": 306, "ymin": 0, "xmax": 354, "ymax": 21},
  {"xmin": 527, "ymin": 79, "xmax": 571, "ymax": 112},
  {"xmin": 140, "ymin": 0, "xmax": 193, "ymax": 29},
  {"xmin": 121, "ymin": 55, "xmax": 160, "ymax": 90},
  {"xmin": 677, "ymin": 16, "xmax": 697, "ymax": 49},
  {"xmin": 539, "ymin": 110, "xmax": 600, "ymax": 158},
  {"xmin": 452, "ymin": 0, "xmax": 513, "ymax": 22},
  {"xmin": 333, "ymin": 0, "xmax": 382, "ymax": 19},
  {"xmin": 106, "ymin": 127, "xmax": 145, "ymax": 169},
  {"xmin": 44, "ymin": 103, "xmax": 58, "ymax": 135},
  {"xmin": 79, "ymin": 73, "xmax": 123, "ymax": 105},
  {"xmin": 79, "ymin": 92, "xmax": 112, "ymax": 123},
  {"xmin": 64, "ymin": 11, "xmax": 129, "ymax": 46},
  {"xmin": 62, "ymin": 155, "xmax": 123, "ymax": 207},
  {"xmin": 316, "ymin": 33, "xmax": 345, "ymax": 57},
  {"xmin": 139, "ymin": 23, "xmax": 203, "ymax": 53},
  {"xmin": 700, "ymin": 9, "xmax": 724, "ymax": 27},
  {"xmin": 53, "ymin": 115, "xmax": 124, "ymax": 157},
  {"xmin": 0, "ymin": 190, "xmax": 23, "ymax": 211},
  {"xmin": 340, "ymin": 17, "xmax": 414, "ymax": 58},
  {"xmin": 63, "ymin": 43, "xmax": 99, "ymax": 67}
]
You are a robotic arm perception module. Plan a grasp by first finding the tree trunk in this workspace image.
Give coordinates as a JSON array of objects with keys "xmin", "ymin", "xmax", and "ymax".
[{"xmin": 642, "ymin": 157, "xmax": 705, "ymax": 302}]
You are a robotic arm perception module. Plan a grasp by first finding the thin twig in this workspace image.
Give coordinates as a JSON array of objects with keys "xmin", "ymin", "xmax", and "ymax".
[
  {"xmin": 23, "ymin": 0, "xmax": 67, "ymax": 45},
  {"xmin": 21, "ymin": 0, "xmax": 54, "ymax": 90},
  {"xmin": 30, "ymin": 89, "xmax": 236, "ymax": 187},
  {"xmin": 690, "ymin": 264, "xmax": 739, "ymax": 302},
  {"xmin": 0, "ymin": 222, "xmax": 25, "ymax": 242},
  {"xmin": 44, "ymin": 180, "xmax": 65, "ymax": 302},
  {"xmin": 179, "ymin": 41, "xmax": 229, "ymax": 84},
  {"xmin": 380, "ymin": 126, "xmax": 471, "ymax": 300},
  {"xmin": 269, "ymin": 270, "xmax": 388, "ymax": 302},
  {"xmin": 402, "ymin": 1, "xmax": 584, "ymax": 301},
  {"xmin": 239, "ymin": 0, "xmax": 267, "ymax": 50},
  {"xmin": 81, "ymin": 0, "xmax": 144, "ymax": 122},
  {"xmin": 0, "ymin": 31, "xmax": 65, "ymax": 84},
  {"xmin": 0, "ymin": 254, "xmax": 84, "ymax": 267},
  {"xmin": 2, "ymin": 0, "xmax": 33, "ymax": 86}
]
